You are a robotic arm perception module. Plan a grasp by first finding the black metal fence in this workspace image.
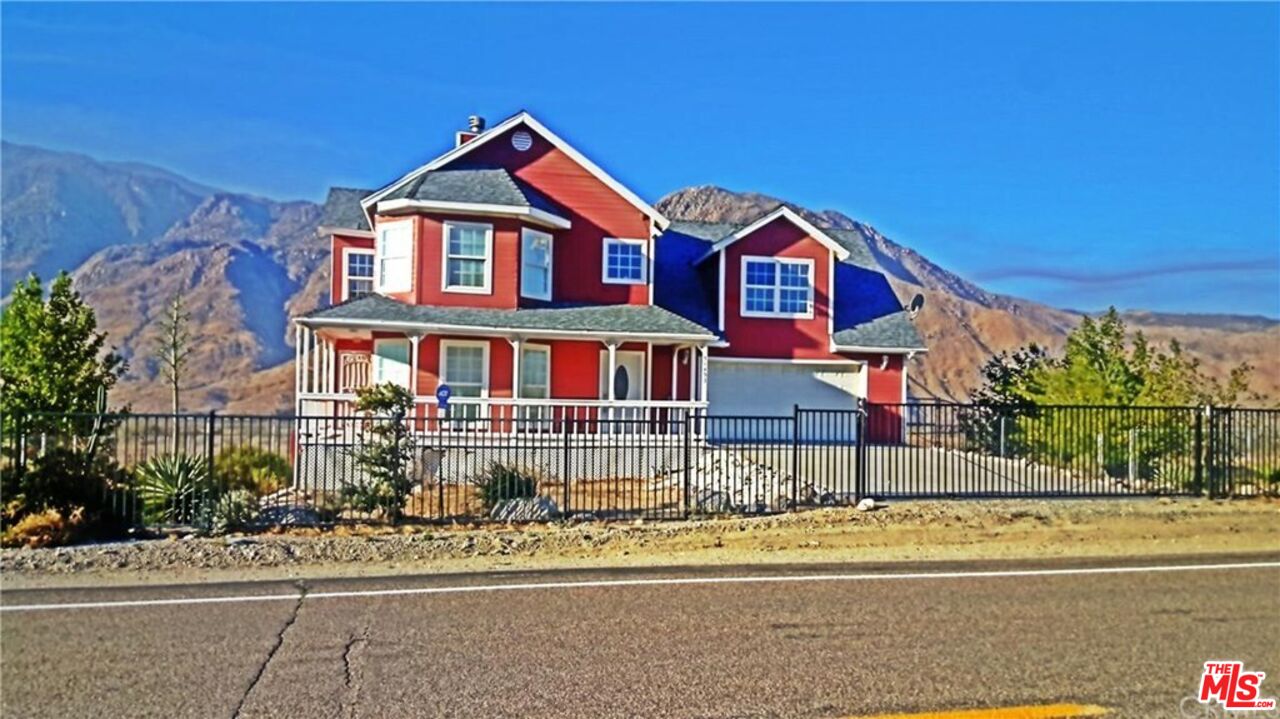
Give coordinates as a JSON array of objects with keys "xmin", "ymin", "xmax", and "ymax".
[{"xmin": 2, "ymin": 402, "xmax": 1276, "ymax": 530}]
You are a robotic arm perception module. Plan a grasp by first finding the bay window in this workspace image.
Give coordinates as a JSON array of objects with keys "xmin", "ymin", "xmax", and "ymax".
[
  {"xmin": 344, "ymin": 248, "xmax": 374, "ymax": 300},
  {"xmin": 442, "ymin": 221, "xmax": 493, "ymax": 293},
  {"xmin": 375, "ymin": 221, "xmax": 412, "ymax": 293}
]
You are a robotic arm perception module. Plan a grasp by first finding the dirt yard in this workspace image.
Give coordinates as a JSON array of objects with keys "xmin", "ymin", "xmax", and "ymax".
[{"xmin": 3, "ymin": 498, "xmax": 1277, "ymax": 589}]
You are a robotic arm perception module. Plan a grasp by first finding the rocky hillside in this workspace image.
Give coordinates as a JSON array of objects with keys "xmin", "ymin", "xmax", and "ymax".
[
  {"xmin": 658, "ymin": 186, "xmax": 1279, "ymax": 402},
  {"xmin": 2, "ymin": 145, "xmax": 1273, "ymax": 412},
  {"xmin": 2, "ymin": 143, "xmax": 325, "ymax": 413}
]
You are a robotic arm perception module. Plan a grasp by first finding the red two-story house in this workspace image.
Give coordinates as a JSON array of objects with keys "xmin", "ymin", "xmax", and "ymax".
[{"xmin": 296, "ymin": 111, "xmax": 925, "ymax": 438}]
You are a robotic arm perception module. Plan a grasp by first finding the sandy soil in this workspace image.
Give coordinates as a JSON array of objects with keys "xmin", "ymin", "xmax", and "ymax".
[{"xmin": 3, "ymin": 498, "xmax": 1278, "ymax": 590}]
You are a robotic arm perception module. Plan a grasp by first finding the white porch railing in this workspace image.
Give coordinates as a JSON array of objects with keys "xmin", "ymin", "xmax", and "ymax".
[{"xmin": 295, "ymin": 394, "xmax": 707, "ymax": 443}]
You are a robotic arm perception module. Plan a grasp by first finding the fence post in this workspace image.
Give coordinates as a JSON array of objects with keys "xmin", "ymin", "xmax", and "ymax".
[
  {"xmin": 791, "ymin": 404, "xmax": 800, "ymax": 507},
  {"xmin": 1193, "ymin": 407, "xmax": 1204, "ymax": 495},
  {"xmin": 562, "ymin": 422, "xmax": 571, "ymax": 516},
  {"xmin": 204, "ymin": 410, "xmax": 217, "ymax": 474},
  {"xmin": 1205, "ymin": 405, "xmax": 1218, "ymax": 498},
  {"xmin": 855, "ymin": 398, "xmax": 868, "ymax": 502},
  {"xmin": 682, "ymin": 412, "xmax": 692, "ymax": 518}
]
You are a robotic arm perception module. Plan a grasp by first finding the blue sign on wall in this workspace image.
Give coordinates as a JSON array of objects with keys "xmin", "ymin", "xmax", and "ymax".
[{"xmin": 435, "ymin": 384, "xmax": 452, "ymax": 409}]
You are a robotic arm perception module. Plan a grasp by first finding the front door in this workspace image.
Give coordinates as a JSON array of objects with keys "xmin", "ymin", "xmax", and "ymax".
[{"xmin": 599, "ymin": 350, "xmax": 646, "ymax": 401}]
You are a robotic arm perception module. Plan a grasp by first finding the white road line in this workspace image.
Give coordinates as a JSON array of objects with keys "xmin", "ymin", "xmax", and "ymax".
[{"xmin": 3, "ymin": 560, "xmax": 1278, "ymax": 613}]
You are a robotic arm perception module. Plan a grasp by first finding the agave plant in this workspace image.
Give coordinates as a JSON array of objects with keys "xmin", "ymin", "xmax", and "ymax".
[{"xmin": 135, "ymin": 454, "xmax": 212, "ymax": 525}]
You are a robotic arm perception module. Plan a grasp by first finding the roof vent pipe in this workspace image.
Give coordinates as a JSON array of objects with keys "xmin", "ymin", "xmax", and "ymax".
[{"xmin": 468, "ymin": 115, "xmax": 486, "ymax": 133}]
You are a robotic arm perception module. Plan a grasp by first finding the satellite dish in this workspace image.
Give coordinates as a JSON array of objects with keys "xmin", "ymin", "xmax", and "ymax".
[{"xmin": 907, "ymin": 293, "xmax": 925, "ymax": 318}]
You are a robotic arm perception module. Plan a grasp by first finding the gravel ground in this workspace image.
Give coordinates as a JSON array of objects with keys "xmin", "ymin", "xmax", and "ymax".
[{"xmin": 3, "ymin": 498, "xmax": 1277, "ymax": 588}]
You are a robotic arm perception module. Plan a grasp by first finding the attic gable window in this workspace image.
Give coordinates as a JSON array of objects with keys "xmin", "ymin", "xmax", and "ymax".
[
  {"xmin": 442, "ymin": 221, "xmax": 493, "ymax": 294},
  {"xmin": 740, "ymin": 256, "xmax": 814, "ymax": 319},
  {"xmin": 602, "ymin": 238, "xmax": 647, "ymax": 285}
]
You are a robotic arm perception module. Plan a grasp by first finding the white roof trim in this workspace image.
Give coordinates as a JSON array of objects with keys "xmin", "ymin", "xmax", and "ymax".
[
  {"xmin": 831, "ymin": 344, "xmax": 928, "ymax": 355},
  {"xmin": 317, "ymin": 226, "xmax": 375, "ymax": 239},
  {"xmin": 376, "ymin": 198, "xmax": 572, "ymax": 230},
  {"xmin": 295, "ymin": 315, "xmax": 716, "ymax": 343},
  {"xmin": 361, "ymin": 111, "xmax": 669, "ymax": 230},
  {"xmin": 694, "ymin": 206, "xmax": 851, "ymax": 264}
]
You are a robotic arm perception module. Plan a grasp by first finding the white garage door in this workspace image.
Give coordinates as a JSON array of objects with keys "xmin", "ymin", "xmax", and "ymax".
[{"xmin": 707, "ymin": 360, "xmax": 866, "ymax": 417}]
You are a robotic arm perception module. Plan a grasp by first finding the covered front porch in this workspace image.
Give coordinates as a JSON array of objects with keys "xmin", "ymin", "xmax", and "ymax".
[{"xmin": 293, "ymin": 296, "xmax": 718, "ymax": 436}]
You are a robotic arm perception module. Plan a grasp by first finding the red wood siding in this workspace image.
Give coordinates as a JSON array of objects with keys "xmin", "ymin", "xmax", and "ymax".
[
  {"xmin": 716, "ymin": 217, "xmax": 833, "ymax": 360},
  {"xmin": 441, "ymin": 125, "xmax": 653, "ymax": 306},
  {"xmin": 850, "ymin": 352, "xmax": 905, "ymax": 443},
  {"xmin": 330, "ymin": 234, "xmax": 374, "ymax": 304},
  {"xmin": 371, "ymin": 214, "xmax": 524, "ymax": 309}
]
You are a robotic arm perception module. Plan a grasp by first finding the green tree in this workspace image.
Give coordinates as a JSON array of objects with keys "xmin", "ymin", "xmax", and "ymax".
[
  {"xmin": 342, "ymin": 383, "xmax": 418, "ymax": 520},
  {"xmin": 0, "ymin": 273, "xmax": 126, "ymax": 428}
]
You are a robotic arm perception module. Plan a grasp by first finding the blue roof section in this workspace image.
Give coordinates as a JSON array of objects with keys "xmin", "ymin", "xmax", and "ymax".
[
  {"xmin": 654, "ymin": 225, "xmax": 720, "ymax": 337},
  {"xmin": 653, "ymin": 220, "xmax": 926, "ymax": 351}
]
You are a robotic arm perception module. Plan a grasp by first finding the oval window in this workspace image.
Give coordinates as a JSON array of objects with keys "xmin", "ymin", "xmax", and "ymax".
[{"xmin": 613, "ymin": 366, "xmax": 630, "ymax": 400}]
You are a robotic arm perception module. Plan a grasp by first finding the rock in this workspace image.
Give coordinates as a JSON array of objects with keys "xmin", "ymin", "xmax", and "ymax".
[
  {"xmin": 223, "ymin": 536, "xmax": 256, "ymax": 546},
  {"xmin": 256, "ymin": 505, "xmax": 323, "ymax": 527},
  {"xmin": 488, "ymin": 496, "xmax": 560, "ymax": 522},
  {"xmin": 693, "ymin": 490, "xmax": 732, "ymax": 513},
  {"xmin": 856, "ymin": 497, "xmax": 880, "ymax": 512}
]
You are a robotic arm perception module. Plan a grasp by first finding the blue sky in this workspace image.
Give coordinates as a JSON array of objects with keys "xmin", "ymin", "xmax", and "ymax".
[{"xmin": 3, "ymin": 2, "xmax": 1277, "ymax": 317}]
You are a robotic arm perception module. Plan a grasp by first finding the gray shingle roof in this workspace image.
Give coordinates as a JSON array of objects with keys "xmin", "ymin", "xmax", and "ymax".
[
  {"xmin": 320, "ymin": 187, "xmax": 374, "ymax": 232},
  {"xmin": 303, "ymin": 295, "xmax": 717, "ymax": 339},
  {"xmin": 831, "ymin": 310, "xmax": 926, "ymax": 350},
  {"xmin": 381, "ymin": 167, "xmax": 565, "ymax": 218}
]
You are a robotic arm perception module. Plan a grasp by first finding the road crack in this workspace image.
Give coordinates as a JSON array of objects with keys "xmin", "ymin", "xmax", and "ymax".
[
  {"xmin": 339, "ymin": 626, "xmax": 371, "ymax": 719},
  {"xmin": 230, "ymin": 580, "xmax": 307, "ymax": 719}
]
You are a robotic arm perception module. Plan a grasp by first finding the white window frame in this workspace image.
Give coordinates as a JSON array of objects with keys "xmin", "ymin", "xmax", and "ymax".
[
  {"xmin": 371, "ymin": 338, "xmax": 411, "ymax": 389},
  {"xmin": 519, "ymin": 343, "xmax": 552, "ymax": 399},
  {"xmin": 739, "ymin": 255, "xmax": 815, "ymax": 320},
  {"xmin": 439, "ymin": 339, "xmax": 490, "ymax": 399},
  {"xmin": 374, "ymin": 220, "xmax": 414, "ymax": 294},
  {"xmin": 601, "ymin": 237, "xmax": 648, "ymax": 285},
  {"xmin": 341, "ymin": 247, "xmax": 376, "ymax": 301},
  {"xmin": 441, "ymin": 221, "xmax": 494, "ymax": 295},
  {"xmin": 520, "ymin": 228, "xmax": 554, "ymax": 301}
]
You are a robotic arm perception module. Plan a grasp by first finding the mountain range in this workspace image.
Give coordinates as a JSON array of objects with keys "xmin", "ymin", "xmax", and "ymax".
[{"xmin": 2, "ymin": 141, "xmax": 1275, "ymax": 412}]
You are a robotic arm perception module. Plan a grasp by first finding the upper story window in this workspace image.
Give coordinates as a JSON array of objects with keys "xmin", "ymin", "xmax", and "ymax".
[
  {"xmin": 520, "ymin": 228, "xmax": 553, "ymax": 301},
  {"xmin": 343, "ymin": 249, "xmax": 374, "ymax": 300},
  {"xmin": 740, "ymin": 256, "xmax": 814, "ymax": 319},
  {"xmin": 442, "ymin": 221, "xmax": 493, "ymax": 294},
  {"xmin": 375, "ymin": 221, "xmax": 413, "ymax": 294},
  {"xmin": 602, "ymin": 237, "xmax": 647, "ymax": 285}
]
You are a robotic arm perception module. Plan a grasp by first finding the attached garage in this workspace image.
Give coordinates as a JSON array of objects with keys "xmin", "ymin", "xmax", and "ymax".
[{"xmin": 705, "ymin": 359, "xmax": 867, "ymax": 443}]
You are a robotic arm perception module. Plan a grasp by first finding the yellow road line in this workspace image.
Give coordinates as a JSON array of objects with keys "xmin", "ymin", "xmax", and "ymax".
[{"xmin": 844, "ymin": 703, "xmax": 1109, "ymax": 719}]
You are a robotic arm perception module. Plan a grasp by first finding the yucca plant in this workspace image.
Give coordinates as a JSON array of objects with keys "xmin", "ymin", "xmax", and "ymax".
[{"xmin": 136, "ymin": 454, "xmax": 212, "ymax": 525}]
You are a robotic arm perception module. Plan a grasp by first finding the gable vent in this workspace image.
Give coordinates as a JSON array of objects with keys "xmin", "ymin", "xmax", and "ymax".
[{"xmin": 511, "ymin": 130, "xmax": 533, "ymax": 151}]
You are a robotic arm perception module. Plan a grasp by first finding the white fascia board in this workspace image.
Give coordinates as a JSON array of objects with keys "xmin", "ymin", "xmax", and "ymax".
[
  {"xmin": 362, "ymin": 111, "xmax": 668, "ymax": 230},
  {"xmin": 695, "ymin": 206, "xmax": 851, "ymax": 265},
  {"xmin": 708, "ymin": 356, "xmax": 864, "ymax": 366},
  {"xmin": 831, "ymin": 344, "xmax": 929, "ymax": 354},
  {"xmin": 376, "ymin": 198, "xmax": 572, "ymax": 230},
  {"xmin": 295, "ymin": 316, "xmax": 716, "ymax": 343},
  {"xmin": 317, "ymin": 225, "xmax": 375, "ymax": 239}
]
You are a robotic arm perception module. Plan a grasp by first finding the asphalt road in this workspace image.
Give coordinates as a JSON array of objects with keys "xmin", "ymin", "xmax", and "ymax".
[{"xmin": 3, "ymin": 554, "xmax": 1278, "ymax": 719}]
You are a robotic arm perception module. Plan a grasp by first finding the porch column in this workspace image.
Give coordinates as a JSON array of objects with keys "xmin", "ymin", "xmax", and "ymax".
[
  {"xmin": 670, "ymin": 345, "xmax": 680, "ymax": 401},
  {"xmin": 407, "ymin": 333, "xmax": 422, "ymax": 397},
  {"xmin": 606, "ymin": 341, "xmax": 618, "ymax": 402},
  {"xmin": 300, "ymin": 326, "xmax": 312, "ymax": 395},
  {"xmin": 294, "ymin": 324, "xmax": 303, "ymax": 410},
  {"xmin": 511, "ymin": 338, "xmax": 523, "ymax": 401},
  {"xmin": 686, "ymin": 346, "xmax": 695, "ymax": 404},
  {"xmin": 698, "ymin": 346, "xmax": 710, "ymax": 403}
]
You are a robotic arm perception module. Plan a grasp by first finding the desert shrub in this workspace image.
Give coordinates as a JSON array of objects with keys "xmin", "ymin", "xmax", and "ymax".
[
  {"xmin": 0, "ymin": 447, "xmax": 133, "ymax": 544},
  {"xmin": 211, "ymin": 489, "xmax": 259, "ymax": 533},
  {"xmin": 1, "ymin": 506, "xmax": 86, "ymax": 548},
  {"xmin": 136, "ymin": 454, "xmax": 214, "ymax": 525},
  {"xmin": 214, "ymin": 447, "xmax": 290, "ymax": 496},
  {"xmin": 342, "ymin": 383, "xmax": 417, "ymax": 521},
  {"xmin": 475, "ymin": 463, "xmax": 539, "ymax": 511}
]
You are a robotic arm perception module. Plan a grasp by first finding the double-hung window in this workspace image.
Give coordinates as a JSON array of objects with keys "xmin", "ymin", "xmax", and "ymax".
[
  {"xmin": 375, "ymin": 222, "xmax": 413, "ymax": 293},
  {"xmin": 517, "ymin": 344, "xmax": 551, "ymax": 426},
  {"xmin": 520, "ymin": 228, "xmax": 553, "ymax": 301},
  {"xmin": 442, "ymin": 222, "xmax": 493, "ymax": 294},
  {"xmin": 372, "ymin": 339, "xmax": 411, "ymax": 389},
  {"xmin": 344, "ymin": 249, "xmax": 375, "ymax": 300},
  {"xmin": 741, "ymin": 256, "xmax": 814, "ymax": 318},
  {"xmin": 602, "ymin": 238, "xmax": 647, "ymax": 284},
  {"xmin": 441, "ymin": 340, "xmax": 488, "ymax": 422}
]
